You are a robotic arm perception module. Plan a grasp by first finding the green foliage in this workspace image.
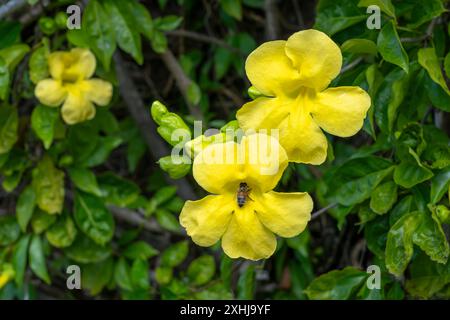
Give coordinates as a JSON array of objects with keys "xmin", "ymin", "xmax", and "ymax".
[{"xmin": 0, "ymin": 0, "xmax": 449, "ymax": 301}]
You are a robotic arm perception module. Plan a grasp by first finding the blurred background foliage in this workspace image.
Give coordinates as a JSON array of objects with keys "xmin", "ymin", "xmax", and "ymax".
[{"xmin": 0, "ymin": 0, "xmax": 449, "ymax": 300}]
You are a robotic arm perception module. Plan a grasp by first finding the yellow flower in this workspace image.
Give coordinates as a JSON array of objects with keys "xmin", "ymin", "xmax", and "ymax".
[
  {"xmin": 35, "ymin": 48, "xmax": 113, "ymax": 125},
  {"xmin": 180, "ymin": 133, "xmax": 313, "ymax": 260},
  {"xmin": 0, "ymin": 264, "xmax": 14, "ymax": 290},
  {"xmin": 237, "ymin": 29, "xmax": 371, "ymax": 164}
]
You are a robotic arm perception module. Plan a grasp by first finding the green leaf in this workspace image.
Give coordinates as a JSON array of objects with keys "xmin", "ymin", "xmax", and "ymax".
[
  {"xmin": 31, "ymin": 209, "xmax": 56, "ymax": 234},
  {"xmin": 187, "ymin": 255, "xmax": 216, "ymax": 286},
  {"xmin": 31, "ymin": 104, "xmax": 59, "ymax": 149},
  {"xmin": 160, "ymin": 241, "xmax": 189, "ymax": 267},
  {"xmin": 103, "ymin": 0, "xmax": 143, "ymax": 64},
  {"xmin": 394, "ymin": 160, "xmax": 434, "ymax": 188},
  {"xmin": 130, "ymin": 259, "xmax": 149, "ymax": 290},
  {"xmin": 370, "ymin": 181, "xmax": 397, "ymax": 214},
  {"xmin": 158, "ymin": 155, "xmax": 191, "ymax": 179},
  {"xmin": 340, "ymin": 39, "xmax": 378, "ymax": 55},
  {"xmin": 314, "ymin": 0, "xmax": 366, "ymax": 36},
  {"xmin": 0, "ymin": 57, "xmax": 9, "ymax": 100},
  {"xmin": 82, "ymin": 0, "xmax": 116, "ymax": 71},
  {"xmin": 186, "ymin": 82, "xmax": 201, "ymax": 105},
  {"xmin": 237, "ymin": 264, "xmax": 255, "ymax": 299},
  {"xmin": 305, "ymin": 267, "xmax": 367, "ymax": 300},
  {"xmin": 155, "ymin": 209, "xmax": 182, "ymax": 233},
  {"xmin": 98, "ymin": 172, "xmax": 140, "ymax": 207},
  {"xmin": 45, "ymin": 213, "xmax": 77, "ymax": 248},
  {"xmin": 31, "ymin": 156, "xmax": 65, "ymax": 215},
  {"xmin": 220, "ymin": 0, "xmax": 243, "ymax": 20},
  {"xmin": 29, "ymin": 44, "xmax": 49, "ymax": 84},
  {"xmin": 65, "ymin": 234, "xmax": 111, "ymax": 264},
  {"xmin": 29, "ymin": 235, "xmax": 50, "ymax": 284},
  {"xmin": 406, "ymin": 251, "xmax": 450, "ymax": 299},
  {"xmin": 81, "ymin": 257, "xmax": 114, "ymax": 295},
  {"xmin": 67, "ymin": 167, "xmax": 102, "ymax": 197},
  {"xmin": 364, "ymin": 215, "xmax": 389, "ymax": 257},
  {"xmin": 114, "ymin": 257, "xmax": 133, "ymax": 291},
  {"xmin": 12, "ymin": 235, "xmax": 30, "ymax": 287},
  {"xmin": 418, "ymin": 47, "xmax": 450, "ymax": 96},
  {"xmin": 0, "ymin": 44, "xmax": 30, "ymax": 71},
  {"xmin": 407, "ymin": 0, "xmax": 445, "ymax": 29},
  {"xmin": 0, "ymin": 21, "xmax": 21, "ymax": 49},
  {"xmin": 335, "ymin": 167, "xmax": 393, "ymax": 206},
  {"xmin": 16, "ymin": 186, "xmax": 36, "ymax": 232},
  {"xmin": 123, "ymin": 241, "xmax": 158, "ymax": 260},
  {"xmin": 150, "ymin": 30, "xmax": 167, "ymax": 53},
  {"xmin": 377, "ymin": 21, "xmax": 409, "ymax": 73},
  {"xmin": 385, "ymin": 212, "xmax": 420, "ymax": 276},
  {"xmin": 0, "ymin": 216, "xmax": 20, "ymax": 246},
  {"xmin": 412, "ymin": 211, "xmax": 449, "ymax": 264},
  {"xmin": 0, "ymin": 105, "xmax": 18, "ymax": 154},
  {"xmin": 154, "ymin": 15, "xmax": 183, "ymax": 31},
  {"xmin": 125, "ymin": 0, "xmax": 153, "ymax": 40},
  {"xmin": 430, "ymin": 168, "xmax": 450, "ymax": 204},
  {"xmin": 74, "ymin": 191, "xmax": 115, "ymax": 245},
  {"xmin": 155, "ymin": 266, "xmax": 172, "ymax": 285},
  {"xmin": 424, "ymin": 72, "xmax": 450, "ymax": 112},
  {"xmin": 214, "ymin": 47, "xmax": 233, "ymax": 79},
  {"xmin": 444, "ymin": 53, "xmax": 450, "ymax": 79},
  {"xmin": 358, "ymin": 0, "xmax": 395, "ymax": 18}
]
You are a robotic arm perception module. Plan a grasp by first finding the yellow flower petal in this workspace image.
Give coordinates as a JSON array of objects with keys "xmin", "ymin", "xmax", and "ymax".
[
  {"xmin": 222, "ymin": 203, "xmax": 276, "ymax": 260},
  {"xmin": 310, "ymin": 86, "xmax": 371, "ymax": 137},
  {"xmin": 34, "ymin": 79, "xmax": 67, "ymax": 106},
  {"xmin": 236, "ymin": 96, "xmax": 290, "ymax": 132},
  {"xmin": 281, "ymin": 100, "xmax": 328, "ymax": 164},
  {"xmin": 255, "ymin": 191, "xmax": 312, "ymax": 237},
  {"xmin": 79, "ymin": 79, "xmax": 113, "ymax": 106},
  {"xmin": 70, "ymin": 48, "xmax": 96, "ymax": 79},
  {"xmin": 61, "ymin": 91, "xmax": 95, "ymax": 125},
  {"xmin": 48, "ymin": 48, "xmax": 96, "ymax": 81},
  {"xmin": 180, "ymin": 194, "xmax": 234, "ymax": 247},
  {"xmin": 245, "ymin": 40, "xmax": 301, "ymax": 96},
  {"xmin": 241, "ymin": 133, "xmax": 288, "ymax": 192},
  {"xmin": 193, "ymin": 141, "xmax": 245, "ymax": 194},
  {"xmin": 285, "ymin": 29, "xmax": 342, "ymax": 91}
]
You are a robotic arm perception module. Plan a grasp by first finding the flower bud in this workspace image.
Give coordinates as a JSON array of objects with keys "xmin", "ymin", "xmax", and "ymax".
[
  {"xmin": 39, "ymin": 17, "xmax": 57, "ymax": 35},
  {"xmin": 151, "ymin": 101, "xmax": 191, "ymax": 146},
  {"xmin": 436, "ymin": 205, "xmax": 450, "ymax": 224},
  {"xmin": 158, "ymin": 155, "xmax": 191, "ymax": 179}
]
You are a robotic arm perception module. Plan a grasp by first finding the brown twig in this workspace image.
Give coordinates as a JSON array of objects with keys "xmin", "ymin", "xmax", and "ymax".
[
  {"xmin": 264, "ymin": 0, "xmax": 280, "ymax": 40},
  {"xmin": 311, "ymin": 202, "xmax": 338, "ymax": 220},
  {"xmin": 114, "ymin": 52, "xmax": 197, "ymax": 200},
  {"xmin": 0, "ymin": 0, "xmax": 27, "ymax": 19}
]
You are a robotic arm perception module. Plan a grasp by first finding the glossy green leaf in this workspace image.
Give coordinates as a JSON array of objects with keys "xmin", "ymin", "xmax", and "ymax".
[
  {"xmin": 430, "ymin": 168, "xmax": 450, "ymax": 204},
  {"xmin": 418, "ymin": 47, "xmax": 450, "ymax": 95},
  {"xmin": 82, "ymin": 0, "xmax": 116, "ymax": 71},
  {"xmin": 125, "ymin": 0, "xmax": 153, "ymax": 40},
  {"xmin": 29, "ymin": 235, "xmax": 51, "ymax": 284},
  {"xmin": 0, "ymin": 57, "xmax": 9, "ymax": 100},
  {"xmin": 0, "ymin": 44, "xmax": 30, "ymax": 71},
  {"xmin": 114, "ymin": 257, "xmax": 133, "ymax": 291},
  {"xmin": 16, "ymin": 186, "xmax": 36, "ymax": 232},
  {"xmin": 0, "ymin": 216, "xmax": 20, "ymax": 246},
  {"xmin": 74, "ymin": 191, "xmax": 115, "ymax": 245},
  {"xmin": 130, "ymin": 259, "xmax": 149, "ymax": 290},
  {"xmin": 32, "ymin": 156, "xmax": 65, "ymax": 215},
  {"xmin": 187, "ymin": 255, "xmax": 216, "ymax": 286},
  {"xmin": 154, "ymin": 15, "xmax": 183, "ymax": 31},
  {"xmin": 305, "ymin": 267, "xmax": 367, "ymax": 300},
  {"xmin": 65, "ymin": 235, "xmax": 111, "ymax": 264},
  {"xmin": 394, "ymin": 160, "xmax": 433, "ymax": 188},
  {"xmin": 160, "ymin": 241, "xmax": 189, "ymax": 267},
  {"xmin": 370, "ymin": 181, "xmax": 397, "ymax": 214},
  {"xmin": 67, "ymin": 167, "xmax": 102, "ymax": 197},
  {"xmin": 407, "ymin": 0, "xmax": 445, "ymax": 29},
  {"xmin": 156, "ymin": 209, "xmax": 182, "ymax": 233},
  {"xmin": 377, "ymin": 21, "xmax": 409, "ymax": 73},
  {"xmin": 341, "ymin": 39, "xmax": 378, "ymax": 55},
  {"xmin": 123, "ymin": 241, "xmax": 158, "ymax": 260},
  {"xmin": 385, "ymin": 212, "xmax": 420, "ymax": 276},
  {"xmin": 0, "ymin": 105, "xmax": 18, "ymax": 154},
  {"xmin": 98, "ymin": 172, "xmax": 140, "ymax": 207},
  {"xmin": 12, "ymin": 235, "xmax": 30, "ymax": 287},
  {"xmin": 45, "ymin": 213, "xmax": 77, "ymax": 248},
  {"xmin": 29, "ymin": 44, "xmax": 49, "ymax": 84},
  {"xmin": 237, "ymin": 264, "xmax": 255, "ymax": 299},
  {"xmin": 103, "ymin": 0, "xmax": 143, "ymax": 64},
  {"xmin": 31, "ymin": 209, "xmax": 56, "ymax": 234},
  {"xmin": 31, "ymin": 104, "xmax": 59, "ymax": 149},
  {"xmin": 81, "ymin": 257, "xmax": 114, "ymax": 295}
]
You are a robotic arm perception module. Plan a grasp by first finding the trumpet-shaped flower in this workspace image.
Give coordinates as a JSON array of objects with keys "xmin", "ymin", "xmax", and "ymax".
[
  {"xmin": 180, "ymin": 133, "xmax": 313, "ymax": 260},
  {"xmin": 35, "ymin": 48, "xmax": 112, "ymax": 125},
  {"xmin": 237, "ymin": 29, "xmax": 371, "ymax": 164}
]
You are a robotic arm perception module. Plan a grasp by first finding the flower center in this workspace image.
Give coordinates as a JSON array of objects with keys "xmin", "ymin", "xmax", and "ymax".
[{"xmin": 236, "ymin": 182, "xmax": 252, "ymax": 208}]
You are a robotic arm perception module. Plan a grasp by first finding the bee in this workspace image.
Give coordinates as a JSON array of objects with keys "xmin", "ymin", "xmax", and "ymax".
[{"xmin": 237, "ymin": 182, "xmax": 252, "ymax": 207}]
